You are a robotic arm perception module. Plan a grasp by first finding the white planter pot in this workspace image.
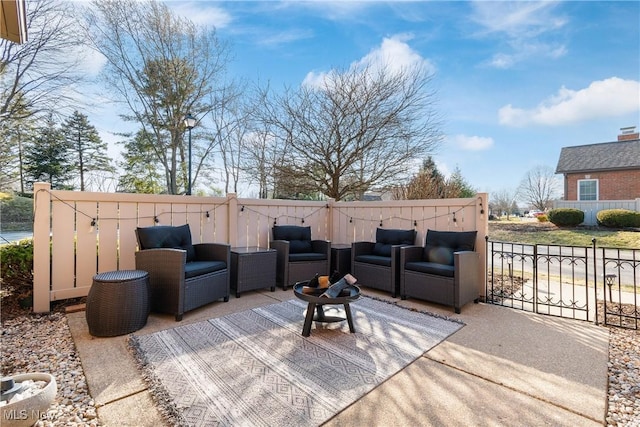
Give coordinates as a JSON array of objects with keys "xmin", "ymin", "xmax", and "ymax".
[{"xmin": 1, "ymin": 373, "xmax": 57, "ymax": 427}]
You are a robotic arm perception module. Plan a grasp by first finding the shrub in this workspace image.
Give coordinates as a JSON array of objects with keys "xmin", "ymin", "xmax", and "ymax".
[
  {"xmin": 547, "ymin": 208, "xmax": 584, "ymax": 227},
  {"xmin": 536, "ymin": 214, "xmax": 548, "ymax": 222},
  {"xmin": 596, "ymin": 209, "xmax": 640, "ymax": 228},
  {"xmin": 0, "ymin": 239, "xmax": 34, "ymax": 298}
]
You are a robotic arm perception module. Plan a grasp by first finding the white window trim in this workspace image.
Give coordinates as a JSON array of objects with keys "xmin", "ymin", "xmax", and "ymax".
[{"xmin": 577, "ymin": 178, "xmax": 599, "ymax": 201}]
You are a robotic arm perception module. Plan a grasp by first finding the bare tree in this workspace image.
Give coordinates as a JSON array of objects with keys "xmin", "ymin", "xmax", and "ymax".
[
  {"xmin": 491, "ymin": 188, "xmax": 518, "ymax": 219},
  {"xmin": 517, "ymin": 165, "xmax": 561, "ymax": 212},
  {"xmin": 257, "ymin": 63, "xmax": 442, "ymax": 201},
  {"xmin": 1, "ymin": 0, "xmax": 86, "ymax": 122},
  {"xmin": 210, "ymin": 83, "xmax": 247, "ymax": 194},
  {"xmin": 84, "ymin": 0, "xmax": 231, "ymax": 194}
]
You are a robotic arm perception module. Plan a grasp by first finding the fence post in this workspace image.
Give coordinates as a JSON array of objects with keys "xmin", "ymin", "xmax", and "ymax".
[
  {"xmin": 227, "ymin": 193, "xmax": 238, "ymax": 247},
  {"xmin": 592, "ymin": 238, "xmax": 598, "ymax": 325},
  {"xmin": 32, "ymin": 182, "xmax": 51, "ymax": 313},
  {"xmin": 327, "ymin": 198, "xmax": 335, "ymax": 243}
]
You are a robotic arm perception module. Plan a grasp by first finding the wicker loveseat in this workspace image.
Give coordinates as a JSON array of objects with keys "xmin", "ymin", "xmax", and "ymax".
[
  {"xmin": 270, "ymin": 225, "xmax": 330, "ymax": 290},
  {"xmin": 400, "ymin": 229, "xmax": 480, "ymax": 313},
  {"xmin": 135, "ymin": 224, "xmax": 230, "ymax": 321},
  {"xmin": 352, "ymin": 228, "xmax": 417, "ymax": 298}
]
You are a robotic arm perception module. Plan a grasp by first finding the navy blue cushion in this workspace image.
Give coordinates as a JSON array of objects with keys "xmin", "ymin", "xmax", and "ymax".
[
  {"xmin": 184, "ymin": 260, "xmax": 226, "ymax": 279},
  {"xmin": 137, "ymin": 224, "xmax": 196, "ymax": 262},
  {"xmin": 355, "ymin": 254, "xmax": 392, "ymax": 267},
  {"xmin": 423, "ymin": 230, "xmax": 477, "ymax": 266},
  {"xmin": 272, "ymin": 226, "xmax": 312, "ymax": 254},
  {"xmin": 289, "ymin": 252, "xmax": 326, "ymax": 262},
  {"xmin": 405, "ymin": 261, "xmax": 455, "ymax": 277},
  {"xmin": 373, "ymin": 228, "xmax": 416, "ymax": 257}
]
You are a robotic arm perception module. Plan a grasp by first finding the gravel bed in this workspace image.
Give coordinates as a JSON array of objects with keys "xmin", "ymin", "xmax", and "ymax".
[
  {"xmin": 1, "ymin": 313, "xmax": 99, "ymax": 426},
  {"xmin": 1, "ymin": 311, "xmax": 639, "ymax": 426},
  {"xmin": 607, "ymin": 327, "xmax": 640, "ymax": 427}
]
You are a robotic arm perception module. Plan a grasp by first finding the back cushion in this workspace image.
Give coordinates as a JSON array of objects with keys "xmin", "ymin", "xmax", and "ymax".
[
  {"xmin": 136, "ymin": 224, "xmax": 196, "ymax": 262},
  {"xmin": 373, "ymin": 228, "xmax": 417, "ymax": 257},
  {"xmin": 272, "ymin": 225, "xmax": 312, "ymax": 254},
  {"xmin": 423, "ymin": 230, "xmax": 477, "ymax": 265}
]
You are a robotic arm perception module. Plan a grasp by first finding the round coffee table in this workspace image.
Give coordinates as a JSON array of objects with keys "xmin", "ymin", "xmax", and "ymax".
[{"xmin": 293, "ymin": 281, "xmax": 361, "ymax": 337}]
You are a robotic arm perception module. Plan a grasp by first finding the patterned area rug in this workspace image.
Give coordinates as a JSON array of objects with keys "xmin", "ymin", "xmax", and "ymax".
[{"xmin": 130, "ymin": 297, "xmax": 463, "ymax": 427}]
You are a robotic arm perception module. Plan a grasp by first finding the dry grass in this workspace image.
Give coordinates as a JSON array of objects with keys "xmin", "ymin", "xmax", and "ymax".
[{"xmin": 488, "ymin": 219, "xmax": 640, "ymax": 248}]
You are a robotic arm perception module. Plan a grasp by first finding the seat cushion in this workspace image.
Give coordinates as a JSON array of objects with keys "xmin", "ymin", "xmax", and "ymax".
[
  {"xmin": 272, "ymin": 225, "xmax": 312, "ymax": 254},
  {"xmin": 289, "ymin": 252, "xmax": 327, "ymax": 262},
  {"xmin": 355, "ymin": 254, "xmax": 392, "ymax": 267},
  {"xmin": 423, "ymin": 230, "xmax": 477, "ymax": 266},
  {"xmin": 405, "ymin": 261, "xmax": 455, "ymax": 278},
  {"xmin": 137, "ymin": 224, "xmax": 196, "ymax": 262},
  {"xmin": 184, "ymin": 260, "xmax": 226, "ymax": 279},
  {"xmin": 373, "ymin": 228, "xmax": 416, "ymax": 257}
]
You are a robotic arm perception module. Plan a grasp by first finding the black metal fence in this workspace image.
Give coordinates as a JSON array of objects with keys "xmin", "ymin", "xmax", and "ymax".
[{"xmin": 485, "ymin": 237, "xmax": 640, "ymax": 330}]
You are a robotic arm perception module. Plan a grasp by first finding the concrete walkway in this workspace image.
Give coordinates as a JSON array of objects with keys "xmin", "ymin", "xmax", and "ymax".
[{"xmin": 66, "ymin": 288, "xmax": 609, "ymax": 426}]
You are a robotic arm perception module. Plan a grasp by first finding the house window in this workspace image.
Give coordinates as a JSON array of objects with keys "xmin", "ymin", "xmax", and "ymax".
[{"xmin": 578, "ymin": 179, "xmax": 598, "ymax": 201}]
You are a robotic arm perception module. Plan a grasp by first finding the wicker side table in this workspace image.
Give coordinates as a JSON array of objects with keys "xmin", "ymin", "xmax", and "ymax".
[
  {"xmin": 86, "ymin": 270, "xmax": 150, "ymax": 337},
  {"xmin": 331, "ymin": 244, "xmax": 352, "ymax": 277},
  {"xmin": 231, "ymin": 247, "xmax": 276, "ymax": 297}
]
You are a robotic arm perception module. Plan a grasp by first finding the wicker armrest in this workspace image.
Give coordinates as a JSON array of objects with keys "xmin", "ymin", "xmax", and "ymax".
[
  {"xmin": 311, "ymin": 240, "xmax": 330, "ymax": 258},
  {"xmin": 352, "ymin": 241, "xmax": 375, "ymax": 257},
  {"xmin": 135, "ymin": 248, "xmax": 186, "ymax": 281},
  {"xmin": 454, "ymin": 251, "xmax": 479, "ymax": 280},
  {"xmin": 400, "ymin": 245, "xmax": 423, "ymax": 266},
  {"xmin": 194, "ymin": 243, "xmax": 231, "ymax": 264}
]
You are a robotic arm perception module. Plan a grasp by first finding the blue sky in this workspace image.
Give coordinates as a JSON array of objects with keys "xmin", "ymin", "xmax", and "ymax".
[{"xmin": 89, "ymin": 1, "xmax": 640, "ymax": 198}]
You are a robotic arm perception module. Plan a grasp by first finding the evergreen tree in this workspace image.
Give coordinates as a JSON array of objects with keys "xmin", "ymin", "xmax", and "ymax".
[
  {"xmin": 63, "ymin": 111, "xmax": 114, "ymax": 191},
  {"xmin": 446, "ymin": 167, "xmax": 476, "ymax": 198},
  {"xmin": 393, "ymin": 157, "xmax": 475, "ymax": 200},
  {"xmin": 118, "ymin": 129, "xmax": 164, "ymax": 194},
  {"xmin": 24, "ymin": 116, "xmax": 73, "ymax": 189}
]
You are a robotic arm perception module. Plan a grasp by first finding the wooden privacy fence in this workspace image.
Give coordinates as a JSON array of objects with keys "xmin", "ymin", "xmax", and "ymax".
[{"xmin": 32, "ymin": 182, "xmax": 488, "ymax": 312}]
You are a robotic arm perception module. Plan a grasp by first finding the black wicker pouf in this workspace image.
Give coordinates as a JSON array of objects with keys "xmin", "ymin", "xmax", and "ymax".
[{"xmin": 86, "ymin": 270, "xmax": 150, "ymax": 337}]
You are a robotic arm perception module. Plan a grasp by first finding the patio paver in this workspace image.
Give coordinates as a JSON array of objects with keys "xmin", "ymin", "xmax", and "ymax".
[{"xmin": 66, "ymin": 288, "xmax": 608, "ymax": 426}]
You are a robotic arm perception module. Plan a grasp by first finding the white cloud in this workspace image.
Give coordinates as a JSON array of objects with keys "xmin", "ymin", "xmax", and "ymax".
[
  {"xmin": 169, "ymin": 3, "xmax": 232, "ymax": 29},
  {"xmin": 498, "ymin": 77, "xmax": 640, "ymax": 127},
  {"xmin": 255, "ymin": 28, "xmax": 314, "ymax": 47},
  {"xmin": 471, "ymin": 1, "xmax": 566, "ymax": 39},
  {"xmin": 303, "ymin": 34, "xmax": 434, "ymax": 87},
  {"xmin": 470, "ymin": 1, "xmax": 568, "ymax": 68},
  {"xmin": 449, "ymin": 134, "xmax": 494, "ymax": 151}
]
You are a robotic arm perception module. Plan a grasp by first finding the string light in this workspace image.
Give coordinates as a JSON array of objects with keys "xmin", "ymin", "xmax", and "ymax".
[
  {"xmin": 36, "ymin": 187, "xmax": 481, "ymax": 232},
  {"xmin": 89, "ymin": 218, "xmax": 96, "ymax": 233}
]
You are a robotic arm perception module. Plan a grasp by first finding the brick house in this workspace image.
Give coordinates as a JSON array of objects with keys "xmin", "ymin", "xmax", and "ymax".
[{"xmin": 555, "ymin": 127, "xmax": 640, "ymax": 201}]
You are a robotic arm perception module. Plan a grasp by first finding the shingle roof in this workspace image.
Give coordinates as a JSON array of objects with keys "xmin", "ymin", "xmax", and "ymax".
[{"xmin": 555, "ymin": 139, "xmax": 640, "ymax": 174}]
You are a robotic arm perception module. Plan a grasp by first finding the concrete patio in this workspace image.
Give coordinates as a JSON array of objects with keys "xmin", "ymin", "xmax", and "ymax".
[{"xmin": 66, "ymin": 288, "xmax": 609, "ymax": 426}]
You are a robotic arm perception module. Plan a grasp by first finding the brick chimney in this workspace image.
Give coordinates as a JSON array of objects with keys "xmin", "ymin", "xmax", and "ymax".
[{"xmin": 618, "ymin": 126, "xmax": 639, "ymax": 141}]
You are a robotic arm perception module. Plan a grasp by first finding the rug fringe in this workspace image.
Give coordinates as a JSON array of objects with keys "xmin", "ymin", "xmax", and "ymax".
[{"xmin": 128, "ymin": 335, "xmax": 190, "ymax": 427}]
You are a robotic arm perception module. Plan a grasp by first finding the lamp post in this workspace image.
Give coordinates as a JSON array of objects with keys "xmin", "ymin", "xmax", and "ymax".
[{"xmin": 183, "ymin": 113, "xmax": 196, "ymax": 195}]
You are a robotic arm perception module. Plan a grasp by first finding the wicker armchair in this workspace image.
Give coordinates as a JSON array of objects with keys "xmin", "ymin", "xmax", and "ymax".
[
  {"xmin": 135, "ymin": 224, "xmax": 230, "ymax": 321},
  {"xmin": 270, "ymin": 225, "xmax": 330, "ymax": 290},
  {"xmin": 351, "ymin": 228, "xmax": 416, "ymax": 298},
  {"xmin": 400, "ymin": 229, "xmax": 480, "ymax": 314}
]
